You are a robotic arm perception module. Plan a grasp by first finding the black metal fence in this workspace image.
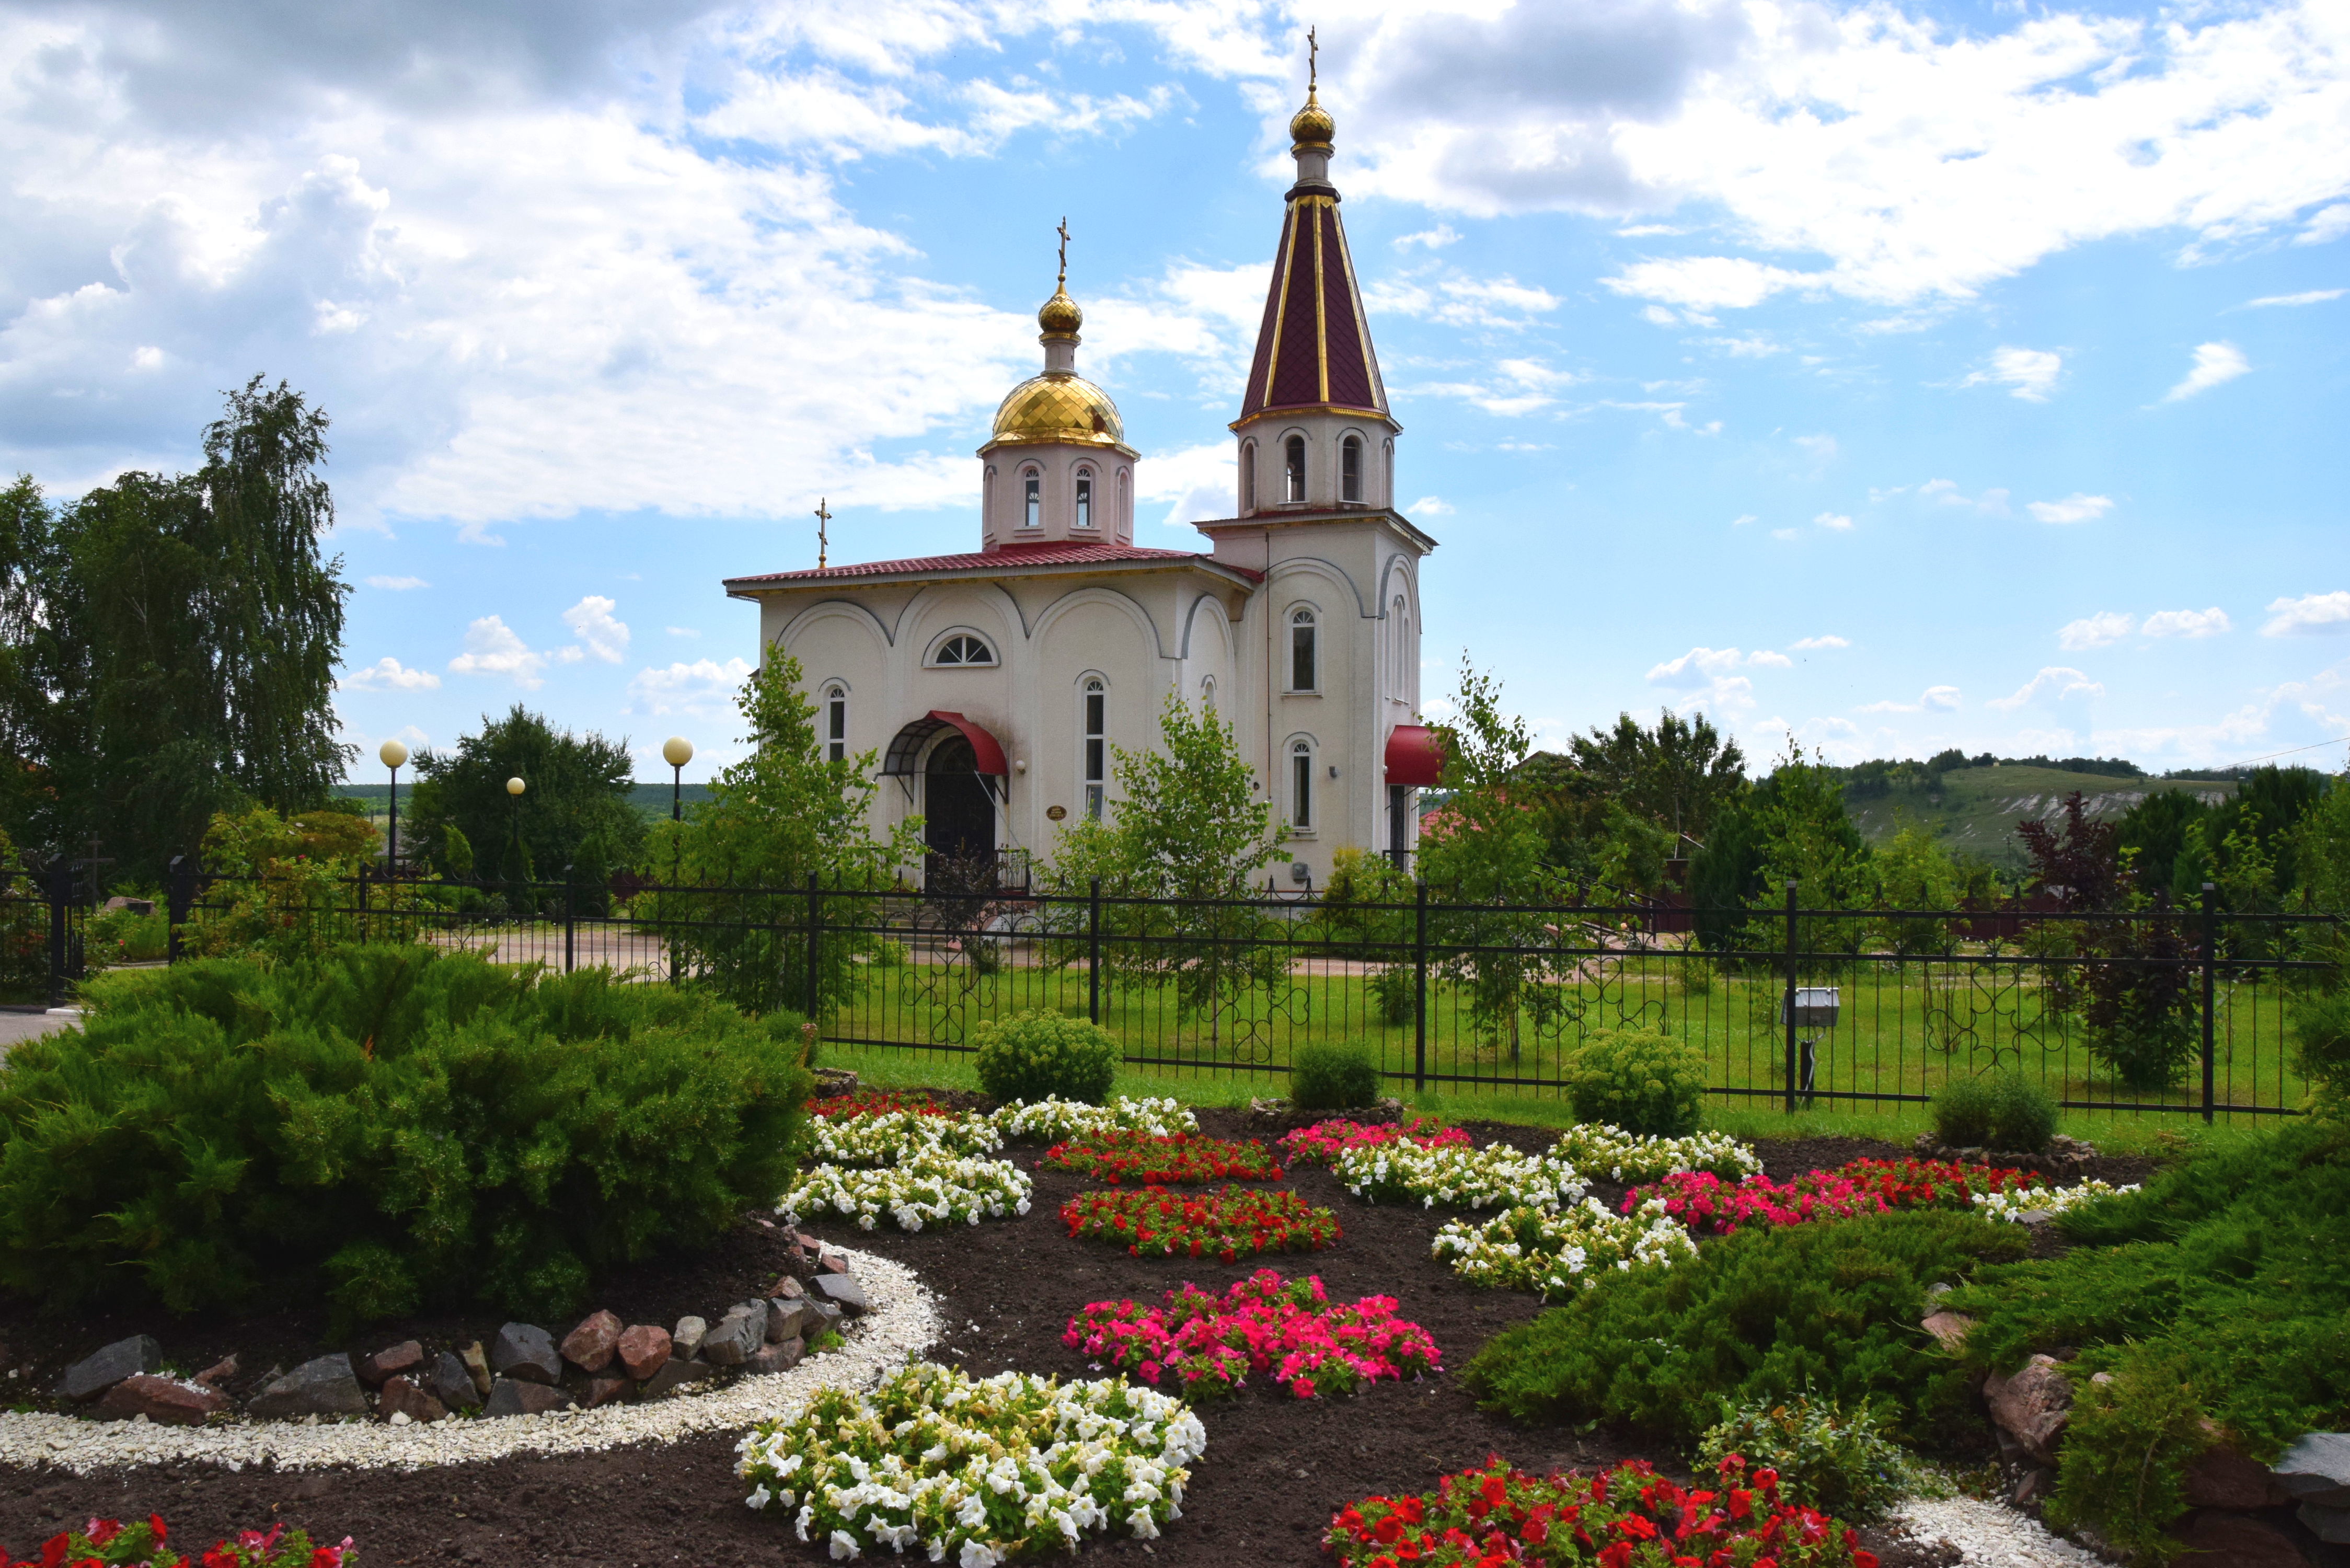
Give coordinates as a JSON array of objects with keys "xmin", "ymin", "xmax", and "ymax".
[{"xmin": 4, "ymin": 858, "xmax": 2334, "ymax": 1124}]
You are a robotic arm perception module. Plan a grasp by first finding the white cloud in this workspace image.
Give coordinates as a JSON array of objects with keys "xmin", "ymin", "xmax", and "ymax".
[
  {"xmin": 365, "ymin": 574, "xmax": 429, "ymax": 590},
  {"xmin": 2162, "ymin": 341, "xmax": 2251, "ymax": 402},
  {"xmin": 1923, "ymin": 685, "xmax": 1961, "ymax": 711},
  {"xmin": 1918, "ymin": 479, "xmax": 2012, "ymax": 515},
  {"xmin": 1791, "ymin": 635, "xmax": 1849, "ymax": 650},
  {"xmin": 2142, "ymin": 607, "xmax": 2232, "ymax": 639},
  {"xmin": 1409, "ymin": 495, "xmax": 1454, "ymax": 515},
  {"xmin": 339, "ymin": 655, "xmax": 442, "ymax": 691},
  {"xmin": 1731, "ymin": 513, "xmax": 1757, "ymax": 527},
  {"xmin": 1856, "ymin": 697, "xmax": 1919, "ymax": 713},
  {"xmin": 1136, "ymin": 442, "xmax": 1235, "ymax": 528},
  {"xmin": 1748, "ymin": 650, "xmax": 1793, "ymax": 668},
  {"xmin": 560, "ymin": 594, "xmax": 629, "ymax": 663},
  {"xmin": 666, "ymin": 626, "xmax": 702, "ymax": 638},
  {"xmin": 1988, "ymin": 665, "xmax": 2106, "ymax": 711},
  {"xmin": 1366, "ymin": 273, "xmax": 1562, "ymax": 328},
  {"xmin": 1645, "ymin": 645, "xmax": 1757, "ymax": 710},
  {"xmin": 1814, "ymin": 511, "xmax": 1853, "ymax": 531},
  {"xmin": 2241, "ymin": 289, "xmax": 2345, "ymax": 308},
  {"xmin": 627, "ymin": 657, "xmax": 755, "ymax": 718},
  {"xmin": 1604, "ymin": 258, "xmax": 1822, "ymax": 311},
  {"xmin": 1771, "ymin": 527, "xmax": 1799, "ymax": 541},
  {"xmin": 2298, "ymin": 204, "xmax": 2350, "ymax": 246},
  {"xmin": 1961, "ymin": 345, "xmax": 2063, "ymax": 401},
  {"xmin": 2029, "ymin": 493, "xmax": 2114, "ymax": 525},
  {"xmin": 447, "ymin": 616, "xmax": 549, "ymax": 688},
  {"xmin": 1395, "ymin": 224, "xmax": 1461, "ymax": 249},
  {"xmin": 2262, "ymin": 591, "xmax": 2350, "ymax": 637},
  {"xmin": 2058, "ymin": 610, "xmax": 2135, "ymax": 650}
]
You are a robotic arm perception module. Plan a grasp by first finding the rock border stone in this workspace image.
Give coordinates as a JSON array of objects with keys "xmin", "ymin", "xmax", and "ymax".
[
  {"xmin": 0, "ymin": 1246, "xmax": 937, "ymax": 1474},
  {"xmin": 1244, "ymin": 1096, "xmax": 1408, "ymax": 1136}
]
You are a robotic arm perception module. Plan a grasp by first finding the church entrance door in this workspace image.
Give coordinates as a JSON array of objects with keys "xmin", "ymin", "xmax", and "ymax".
[{"xmin": 923, "ymin": 734, "xmax": 996, "ymax": 885}]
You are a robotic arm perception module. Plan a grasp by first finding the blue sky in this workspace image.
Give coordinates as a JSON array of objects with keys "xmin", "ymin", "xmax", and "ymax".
[{"xmin": 3, "ymin": 0, "xmax": 2345, "ymax": 783}]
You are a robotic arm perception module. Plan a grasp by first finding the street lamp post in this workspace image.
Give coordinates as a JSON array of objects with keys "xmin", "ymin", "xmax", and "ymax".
[
  {"xmin": 662, "ymin": 736, "xmax": 694, "ymax": 821},
  {"xmin": 379, "ymin": 739, "xmax": 409, "ymax": 870},
  {"xmin": 505, "ymin": 776, "xmax": 526, "ymax": 900}
]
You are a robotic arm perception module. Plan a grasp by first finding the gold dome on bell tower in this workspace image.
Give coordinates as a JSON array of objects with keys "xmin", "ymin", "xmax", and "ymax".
[
  {"xmin": 1290, "ymin": 27, "xmax": 1334, "ymax": 149},
  {"xmin": 984, "ymin": 217, "xmax": 1135, "ymax": 456}
]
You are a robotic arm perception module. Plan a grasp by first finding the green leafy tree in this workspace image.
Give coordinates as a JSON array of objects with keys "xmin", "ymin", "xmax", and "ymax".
[
  {"xmin": 406, "ymin": 706, "xmax": 643, "ymax": 897},
  {"xmin": 649, "ymin": 653, "xmax": 920, "ymax": 1017},
  {"xmin": 1043, "ymin": 690, "xmax": 1291, "ymax": 1048},
  {"xmin": 1692, "ymin": 744, "xmax": 1871, "ymax": 957},
  {"xmin": 1870, "ymin": 824, "xmax": 1960, "ymax": 955},
  {"xmin": 1567, "ymin": 708, "xmax": 1749, "ymax": 845}
]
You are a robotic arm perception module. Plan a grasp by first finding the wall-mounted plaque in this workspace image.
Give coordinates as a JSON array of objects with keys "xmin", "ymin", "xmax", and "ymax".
[{"xmin": 1045, "ymin": 804, "xmax": 1068, "ymax": 821}]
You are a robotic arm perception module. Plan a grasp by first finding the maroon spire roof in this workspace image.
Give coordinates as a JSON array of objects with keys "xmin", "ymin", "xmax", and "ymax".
[{"xmin": 1236, "ymin": 188, "xmax": 1389, "ymax": 427}]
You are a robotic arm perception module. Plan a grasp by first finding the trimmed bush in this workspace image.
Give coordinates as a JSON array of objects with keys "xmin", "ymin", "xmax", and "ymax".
[
  {"xmin": 973, "ymin": 1010, "xmax": 1116, "ymax": 1106},
  {"xmin": 1560, "ymin": 1024, "xmax": 1706, "ymax": 1136},
  {"xmin": 1464, "ymin": 1208, "xmax": 2029, "ymax": 1446},
  {"xmin": 1929, "ymin": 1074, "xmax": 1996, "ymax": 1147},
  {"xmin": 1289, "ymin": 1041, "xmax": 1380, "ymax": 1111},
  {"xmin": 1697, "ymin": 1394, "xmax": 1916, "ymax": 1521},
  {"xmin": 0, "ymin": 945, "xmax": 811, "ymax": 1326},
  {"xmin": 1985, "ymin": 1073, "xmax": 2058, "ymax": 1154}
]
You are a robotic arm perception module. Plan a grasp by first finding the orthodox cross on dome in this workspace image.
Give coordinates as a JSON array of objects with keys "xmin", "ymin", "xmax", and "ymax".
[
  {"xmin": 1056, "ymin": 216, "xmax": 1070, "ymax": 288},
  {"xmin": 1308, "ymin": 26, "xmax": 1317, "ymax": 89},
  {"xmin": 813, "ymin": 497, "xmax": 831, "ymax": 570}
]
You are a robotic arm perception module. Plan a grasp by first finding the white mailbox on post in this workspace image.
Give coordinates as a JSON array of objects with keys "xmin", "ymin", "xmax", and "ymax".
[{"xmin": 1782, "ymin": 987, "xmax": 1840, "ymax": 1030}]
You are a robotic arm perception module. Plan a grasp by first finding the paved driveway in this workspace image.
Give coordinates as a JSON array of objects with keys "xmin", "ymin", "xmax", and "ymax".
[{"xmin": 0, "ymin": 1009, "xmax": 75, "ymax": 1052}]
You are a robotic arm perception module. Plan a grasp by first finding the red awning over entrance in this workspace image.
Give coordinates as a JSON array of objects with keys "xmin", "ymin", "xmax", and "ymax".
[
  {"xmin": 881, "ymin": 710, "xmax": 1009, "ymax": 777},
  {"xmin": 1383, "ymin": 724, "xmax": 1445, "ymax": 788}
]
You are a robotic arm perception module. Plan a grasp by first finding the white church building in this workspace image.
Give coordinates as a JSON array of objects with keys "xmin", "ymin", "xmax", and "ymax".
[{"xmin": 723, "ymin": 79, "xmax": 1443, "ymax": 889}]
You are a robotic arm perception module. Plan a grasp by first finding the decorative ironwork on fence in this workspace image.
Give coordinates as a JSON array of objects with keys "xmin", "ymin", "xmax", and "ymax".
[{"xmin": 3, "ymin": 858, "xmax": 2332, "ymax": 1123}]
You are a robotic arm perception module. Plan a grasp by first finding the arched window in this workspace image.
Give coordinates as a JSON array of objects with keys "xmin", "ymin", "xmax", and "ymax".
[
  {"xmin": 1241, "ymin": 442, "xmax": 1257, "ymax": 512},
  {"xmin": 1341, "ymin": 435, "xmax": 1362, "ymax": 503},
  {"xmin": 1289, "ymin": 607, "xmax": 1317, "ymax": 692},
  {"xmin": 1082, "ymin": 677, "xmax": 1107, "ymax": 820},
  {"xmin": 1074, "ymin": 467, "xmax": 1094, "ymax": 529},
  {"xmin": 1383, "ymin": 437, "xmax": 1394, "ymax": 501},
  {"xmin": 1284, "ymin": 435, "xmax": 1306, "ymax": 502},
  {"xmin": 1291, "ymin": 739, "xmax": 1314, "ymax": 831},
  {"xmin": 983, "ymin": 466, "xmax": 996, "ymax": 529},
  {"xmin": 1200, "ymin": 675, "xmax": 1216, "ymax": 713},
  {"xmin": 1022, "ymin": 468, "xmax": 1042, "ymax": 528},
  {"xmin": 824, "ymin": 683, "xmax": 848, "ymax": 763},
  {"xmin": 930, "ymin": 633, "xmax": 996, "ymax": 667},
  {"xmin": 1391, "ymin": 595, "xmax": 1410, "ymax": 693},
  {"xmin": 1117, "ymin": 469, "xmax": 1130, "ymax": 537}
]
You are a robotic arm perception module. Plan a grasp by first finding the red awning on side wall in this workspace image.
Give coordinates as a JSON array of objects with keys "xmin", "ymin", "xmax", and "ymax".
[
  {"xmin": 880, "ymin": 711, "xmax": 1010, "ymax": 777},
  {"xmin": 1383, "ymin": 724, "xmax": 1445, "ymax": 788}
]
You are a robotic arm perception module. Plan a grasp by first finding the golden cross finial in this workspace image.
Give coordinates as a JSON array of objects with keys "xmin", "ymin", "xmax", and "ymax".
[
  {"xmin": 814, "ymin": 498, "xmax": 831, "ymax": 570},
  {"xmin": 1055, "ymin": 216, "xmax": 1070, "ymax": 288},
  {"xmin": 1307, "ymin": 27, "xmax": 1318, "ymax": 91}
]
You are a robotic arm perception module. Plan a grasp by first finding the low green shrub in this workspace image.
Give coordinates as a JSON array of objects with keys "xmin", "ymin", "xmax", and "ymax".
[
  {"xmin": 1465, "ymin": 1208, "xmax": 2029, "ymax": 1446},
  {"xmin": 972, "ymin": 1010, "xmax": 1116, "ymax": 1106},
  {"xmin": 1947, "ymin": 1119, "xmax": 2350, "ymax": 1557},
  {"xmin": 1929, "ymin": 1075, "xmax": 1995, "ymax": 1147},
  {"xmin": 0, "ymin": 944, "xmax": 811, "ymax": 1327},
  {"xmin": 1561, "ymin": 1025, "xmax": 1706, "ymax": 1136},
  {"xmin": 1697, "ymin": 1393, "xmax": 1917, "ymax": 1521},
  {"xmin": 1290, "ymin": 1041, "xmax": 1380, "ymax": 1111},
  {"xmin": 1933, "ymin": 1072, "xmax": 2057, "ymax": 1152},
  {"xmin": 2291, "ymin": 989, "xmax": 2350, "ymax": 1115}
]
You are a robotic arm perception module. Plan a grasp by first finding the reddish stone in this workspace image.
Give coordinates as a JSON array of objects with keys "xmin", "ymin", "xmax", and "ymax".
[
  {"xmin": 816, "ymin": 1252, "xmax": 848, "ymax": 1276},
  {"xmin": 357, "ymin": 1340, "xmax": 424, "ymax": 1386},
  {"xmin": 583, "ymin": 1376, "xmax": 630, "ymax": 1409},
  {"xmin": 2171, "ymin": 1509, "xmax": 2309, "ymax": 1568},
  {"xmin": 773, "ymin": 1276, "xmax": 806, "ymax": 1300},
  {"xmin": 747, "ymin": 1340, "xmax": 804, "ymax": 1376},
  {"xmin": 1921, "ymin": 1311, "xmax": 1974, "ymax": 1351},
  {"xmin": 91, "ymin": 1374, "xmax": 228, "ymax": 1426},
  {"xmin": 616, "ymin": 1323, "xmax": 671, "ymax": 1380},
  {"xmin": 1985, "ymin": 1354, "xmax": 2073, "ymax": 1465},
  {"xmin": 2185, "ymin": 1424, "xmax": 2291, "ymax": 1511},
  {"xmin": 377, "ymin": 1376, "xmax": 446, "ymax": 1424},
  {"xmin": 560, "ymin": 1309, "xmax": 625, "ymax": 1373},
  {"xmin": 192, "ymin": 1355, "xmax": 237, "ymax": 1390}
]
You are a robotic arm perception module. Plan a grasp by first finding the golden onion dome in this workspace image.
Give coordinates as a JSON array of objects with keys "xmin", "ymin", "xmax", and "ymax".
[
  {"xmin": 1038, "ymin": 285, "xmax": 1083, "ymax": 338},
  {"xmin": 991, "ymin": 372, "xmax": 1126, "ymax": 448},
  {"xmin": 1289, "ymin": 86, "xmax": 1334, "ymax": 150}
]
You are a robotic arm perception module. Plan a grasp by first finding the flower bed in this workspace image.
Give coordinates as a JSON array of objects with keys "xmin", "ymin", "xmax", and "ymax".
[
  {"xmin": 1064, "ymin": 1269, "xmax": 1439, "ymax": 1401},
  {"xmin": 1431, "ymin": 1197, "xmax": 1697, "ymax": 1301},
  {"xmin": 782, "ymin": 1149, "xmax": 1032, "ymax": 1231},
  {"xmin": 1551, "ymin": 1124, "xmax": 1761, "ymax": 1183},
  {"xmin": 1278, "ymin": 1116, "xmax": 1470, "ymax": 1167},
  {"xmin": 1337, "ymin": 1139, "xmax": 1586, "ymax": 1213},
  {"xmin": 1061, "ymin": 1185, "xmax": 1340, "ymax": 1259},
  {"xmin": 989, "ymin": 1096, "xmax": 1197, "ymax": 1142},
  {"xmin": 1325, "ymin": 1454, "xmax": 1877, "ymax": 1568},
  {"xmin": 801, "ymin": 1106, "xmax": 1002, "ymax": 1166},
  {"xmin": 1040, "ymin": 1131, "xmax": 1282, "ymax": 1184},
  {"xmin": 1972, "ymin": 1178, "xmax": 2137, "ymax": 1221},
  {"xmin": 3, "ymin": 1518, "xmax": 352, "ymax": 1568},
  {"xmin": 736, "ymin": 1362, "xmax": 1205, "ymax": 1565},
  {"xmin": 1627, "ymin": 1159, "xmax": 2044, "ymax": 1235},
  {"xmin": 808, "ymin": 1089, "xmax": 947, "ymax": 1120}
]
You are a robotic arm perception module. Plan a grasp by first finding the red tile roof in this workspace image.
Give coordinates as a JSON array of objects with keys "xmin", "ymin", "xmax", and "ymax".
[{"xmin": 724, "ymin": 540, "xmax": 1260, "ymax": 590}]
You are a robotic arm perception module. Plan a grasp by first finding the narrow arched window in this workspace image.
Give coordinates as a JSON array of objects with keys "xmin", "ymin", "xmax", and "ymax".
[
  {"xmin": 1200, "ymin": 675, "xmax": 1216, "ymax": 713},
  {"xmin": 1391, "ymin": 595, "xmax": 1409, "ymax": 693},
  {"xmin": 1117, "ymin": 469, "xmax": 1130, "ymax": 537},
  {"xmin": 1241, "ymin": 442, "xmax": 1257, "ymax": 512},
  {"xmin": 1289, "ymin": 607, "xmax": 1317, "ymax": 692},
  {"xmin": 1022, "ymin": 469, "xmax": 1041, "ymax": 528},
  {"xmin": 1341, "ymin": 435, "xmax": 1362, "ymax": 503},
  {"xmin": 1074, "ymin": 467, "xmax": 1093, "ymax": 529},
  {"xmin": 1291, "ymin": 740, "xmax": 1314, "ymax": 831},
  {"xmin": 1082, "ymin": 678, "xmax": 1107, "ymax": 820},
  {"xmin": 983, "ymin": 466, "xmax": 996, "ymax": 530},
  {"xmin": 824, "ymin": 684, "xmax": 848, "ymax": 763},
  {"xmin": 1284, "ymin": 435, "xmax": 1306, "ymax": 502}
]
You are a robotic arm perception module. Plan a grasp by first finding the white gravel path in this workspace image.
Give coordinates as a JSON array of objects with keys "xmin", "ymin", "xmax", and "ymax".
[
  {"xmin": 0, "ymin": 1245, "xmax": 939, "ymax": 1475},
  {"xmin": 1894, "ymin": 1497, "xmax": 2110, "ymax": 1568}
]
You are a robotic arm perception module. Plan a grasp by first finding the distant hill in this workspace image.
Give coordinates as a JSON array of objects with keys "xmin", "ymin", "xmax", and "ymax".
[
  {"xmin": 333, "ymin": 782, "xmax": 715, "ymax": 822},
  {"xmin": 1842, "ymin": 765, "xmax": 2233, "ymax": 869}
]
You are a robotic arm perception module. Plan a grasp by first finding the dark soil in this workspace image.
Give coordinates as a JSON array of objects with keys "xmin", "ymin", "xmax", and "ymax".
[{"xmin": 0, "ymin": 1115, "xmax": 2133, "ymax": 1567}]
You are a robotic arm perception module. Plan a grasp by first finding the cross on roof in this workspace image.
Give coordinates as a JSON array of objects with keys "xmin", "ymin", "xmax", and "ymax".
[
  {"xmin": 1056, "ymin": 217, "xmax": 1070, "ymax": 287},
  {"xmin": 1308, "ymin": 27, "xmax": 1318, "ymax": 90}
]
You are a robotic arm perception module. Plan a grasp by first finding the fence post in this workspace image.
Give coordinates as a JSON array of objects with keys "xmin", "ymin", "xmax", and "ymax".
[
  {"xmin": 44, "ymin": 862, "xmax": 70, "ymax": 1008},
  {"xmin": 1087, "ymin": 877, "xmax": 1102, "ymax": 1025},
  {"xmin": 2201, "ymin": 882, "xmax": 2217, "ymax": 1126},
  {"xmin": 356, "ymin": 860, "xmax": 370, "ymax": 944},
  {"xmin": 1783, "ymin": 880, "xmax": 1800, "ymax": 1116},
  {"xmin": 1413, "ymin": 880, "xmax": 1429, "ymax": 1095},
  {"xmin": 805, "ymin": 872, "xmax": 822, "ymax": 1022},
  {"xmin": 563, "ymin": 863, "xmax": 577, "ymax": 974},
  {"xmin": 166, "ymin": 854, "xmax": 192, "ymax": 964}
]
